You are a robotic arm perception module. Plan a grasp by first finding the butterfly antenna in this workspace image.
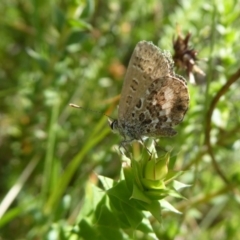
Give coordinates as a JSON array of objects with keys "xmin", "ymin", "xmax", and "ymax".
[{"xmin": 69, "ymin": 103, "xmax": 114, "ymax": 120}]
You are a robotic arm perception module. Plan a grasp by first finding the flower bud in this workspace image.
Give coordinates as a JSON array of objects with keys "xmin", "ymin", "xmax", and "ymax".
[
  {"xmin": 142, "ymin": 153, "xmax": 170, "ymax": 190},
  {"xmin": 144, "ymin": 153, "xmax": 169, "ymax": 180}
]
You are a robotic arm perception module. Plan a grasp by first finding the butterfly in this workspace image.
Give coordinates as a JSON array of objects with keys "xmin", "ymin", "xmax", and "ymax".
[{"xmin": 108, "ymin": 41, "xmax": 189, "ymax": 146}]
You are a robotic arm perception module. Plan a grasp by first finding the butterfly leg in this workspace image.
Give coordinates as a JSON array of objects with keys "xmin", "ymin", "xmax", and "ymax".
[
  {"xmin": 138, "ymin": 137, "xmax": 152, "ymax": 155},
  {"xmin": 118, "ymin": 138, "xmax": 135, "ymax": 156}
]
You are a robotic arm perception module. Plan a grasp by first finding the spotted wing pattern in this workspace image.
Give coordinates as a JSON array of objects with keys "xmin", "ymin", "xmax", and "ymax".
[
  {"xmin": 129, "ymin": 76, "xmax": 189, "ymax": 138},
  {"xmin": 118, "ymin": 41, "xmax": 174, "ymax": 121}
]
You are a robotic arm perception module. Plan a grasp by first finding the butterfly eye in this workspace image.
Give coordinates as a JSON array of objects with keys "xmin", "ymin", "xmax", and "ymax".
[{"xmin": 108, "ymin": 119, "xmax": 119, "ymax": 133}]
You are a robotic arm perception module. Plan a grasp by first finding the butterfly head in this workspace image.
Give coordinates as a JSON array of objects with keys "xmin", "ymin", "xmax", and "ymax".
[{"xmin": 108, "ymin": 118, "xmax": 119, "ymax": 134}]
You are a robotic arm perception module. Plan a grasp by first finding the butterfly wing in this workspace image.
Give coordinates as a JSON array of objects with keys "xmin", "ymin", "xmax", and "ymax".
[
  {"xmin": 130, "ymin": 76, "xmax": 189, "ymax": 137},
  {"xmin": 118, "ymin": 41, "xmax": 174, "ymax": 122}
]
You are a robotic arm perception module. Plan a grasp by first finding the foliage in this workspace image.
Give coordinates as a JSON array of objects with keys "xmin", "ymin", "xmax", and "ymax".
[{"xmin": 1, "ymin": 0, "xmax": 240, "ymax": 239}]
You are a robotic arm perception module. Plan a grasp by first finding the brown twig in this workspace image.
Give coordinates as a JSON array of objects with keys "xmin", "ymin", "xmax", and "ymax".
[{"xmin": 204, "ymin": 67, "xmax": 240, "ymax": 184}]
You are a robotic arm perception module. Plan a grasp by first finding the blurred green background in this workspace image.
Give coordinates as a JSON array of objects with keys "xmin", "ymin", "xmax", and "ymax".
[{"xmin": 1, "ymin": 0, "xmax": 240, "ymax": 239}]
